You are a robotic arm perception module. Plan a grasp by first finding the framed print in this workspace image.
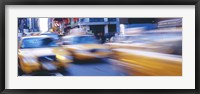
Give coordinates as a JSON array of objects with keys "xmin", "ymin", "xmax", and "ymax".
[{"xmin": 0, "ymin": 0, "xmax": 199, "ymax": 94}]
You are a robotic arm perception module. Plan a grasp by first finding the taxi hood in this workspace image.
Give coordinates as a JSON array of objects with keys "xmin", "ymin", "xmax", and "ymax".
[{"xmin": 67, "ymin": 44, "xmax": 108, "ymax": 50}]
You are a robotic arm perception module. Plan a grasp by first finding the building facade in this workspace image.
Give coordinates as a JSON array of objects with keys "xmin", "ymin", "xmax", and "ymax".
[
  {"xmin": 79, "ymin": 18, "xmax": 120, "ymax": 36},
  {"xmin": 48, "ymin": 18, "xmax": 79, "ymax": 35},
  {"xmin": 18, "ymin": 18, "xmax": 40, "ymax": 34}
]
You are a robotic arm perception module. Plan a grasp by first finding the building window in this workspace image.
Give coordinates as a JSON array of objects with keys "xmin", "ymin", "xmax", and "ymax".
[
  {"xmin": 80, "ymin": 18, "xmax": 85, "ymax": 22},
  {"xmin": 89, "ymin": 18, "xmax": 104, "ymax": 22},
  {"xmin": 108, "ymin": 18, "xmax": 116, "ymax": 22},
  {"xmin": 108, "ymin": 25, "xmax": 116, "ymax": 32},
  {"xmin": 90, "ymin": 25, "xmax": 104, "ymax": 34}
]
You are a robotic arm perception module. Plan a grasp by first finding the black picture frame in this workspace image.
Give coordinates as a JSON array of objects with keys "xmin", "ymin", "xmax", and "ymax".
[{"xmin": 0, "ymin": 0, "xmax": 199, "ymax": 94}]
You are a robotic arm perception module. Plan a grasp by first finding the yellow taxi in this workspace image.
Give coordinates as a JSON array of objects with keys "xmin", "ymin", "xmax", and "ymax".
[
  {"xmin": 18, "ymin": 35, "xmax": 72, "ymax": 75},
  {"xmin": 106, "ymin": 31, "xmax": 182, "ymax": 76},
  {"xmin": 61, "ymin": 35, "xmax": 112, "ymax": 61}
]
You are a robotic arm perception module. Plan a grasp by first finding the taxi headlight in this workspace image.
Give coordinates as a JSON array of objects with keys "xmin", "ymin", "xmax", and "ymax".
[
  {"xmin": 56, "ymin": 55, "xmax": 73, "ymax": 60},
  {"xmin": 23, "ymin": 57, "xmax": 37, "ymax": 63}
]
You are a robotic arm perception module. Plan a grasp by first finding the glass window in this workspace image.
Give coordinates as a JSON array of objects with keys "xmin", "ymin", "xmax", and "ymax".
[
  {"xmin": 41, "ymin": 34, "xmax": 59, "ymax": 40},
  {"xmin": 21, "ymin": 37, "xmax": 58, "ymax": 49},
  {"xmin": 108, "ymin": 18, "xmax": 116, "ymax": 22},
  {"xmin": 89, "ymin": 18, "xmax": 104, "ymax": 22},
  {"xmin": 71, "ymin": 36, "xmax": 98, "ymax": 44}
]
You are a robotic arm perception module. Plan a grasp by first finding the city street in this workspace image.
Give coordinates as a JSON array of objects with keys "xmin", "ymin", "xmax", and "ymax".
[
  {"xmin": 18, "ymin": 18, "xmax": 182, "ymax": 76},
  {"xmin": 21, "ymin": 59, "xmax": 129, "ymax": 76}
]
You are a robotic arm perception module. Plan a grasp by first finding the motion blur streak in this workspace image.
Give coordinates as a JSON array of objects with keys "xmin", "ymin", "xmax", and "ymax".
[
  {"xmin": 18, "ymin": 18, "xmax": 182, "ymax": 76},
  {"xmin": 112, "ymin": 49, "xmax": 182, "ymax": 76}
]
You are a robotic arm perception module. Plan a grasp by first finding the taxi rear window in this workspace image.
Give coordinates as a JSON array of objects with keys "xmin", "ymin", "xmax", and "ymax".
[{"xmin": 21, "ymin": 38, "xmax": 58, "ymax": 48}]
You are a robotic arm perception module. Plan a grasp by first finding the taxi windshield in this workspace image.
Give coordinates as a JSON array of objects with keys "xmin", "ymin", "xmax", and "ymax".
[
  {"xmin": 71, "ymin": 36, "xmax": 98, "ymax": 44},
  {"xmin": 21, "ymin": 37, "xmax": 58, "ymax": 49},
  {"xmin": 41, "ymin": 34, "xmax": 59, "ymax": 40}
]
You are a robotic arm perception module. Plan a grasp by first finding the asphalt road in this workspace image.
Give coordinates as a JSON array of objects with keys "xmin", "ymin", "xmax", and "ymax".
[{"xmin": 21, "ymin": 59, "xmax": 129, "ymax": 76}]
